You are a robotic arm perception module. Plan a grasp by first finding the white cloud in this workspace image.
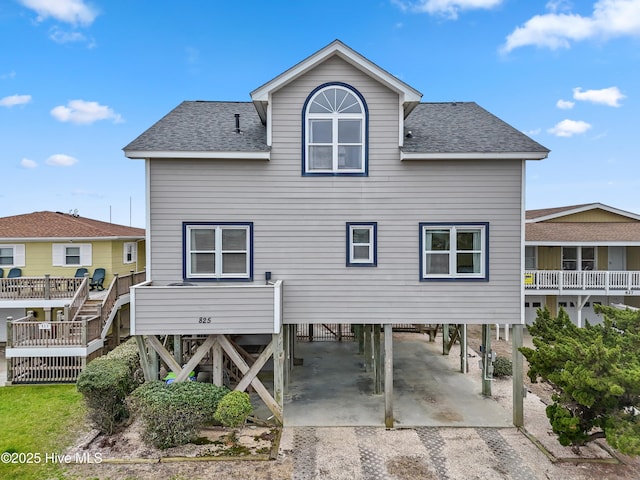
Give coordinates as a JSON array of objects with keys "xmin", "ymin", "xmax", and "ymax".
[
  {"xmin": 556, "ymin": 99, "xmax": 575, "ymax": 109},
  {"xmin": 1, "ymin": 71, "xmax": 17, "ymax": 80},
  {"xmin": 501, "ymin": 0, "xmax": 640, "ymax": 52},
  {"xmin": 50, "ymin": 99, "xmax": 123, "ymax": 124},
  {"xmin": 46, "ymin": 154, "xmax": 78, "ymax": 167},
  {"xmin": 573, "ymin": 86, "xmax": 625, "ymax": 106},
  {"xmin": 391, "ymin": 0, "xmax": 503, "ymax": 19},
  {"xmin": 19, "ymin": 0, "xmax": 99, "ymax": 26},
  {"xmin": 525, "ymin": 128, "xmax": 542, "ymax": 135},
  {"xmin": 20, "ymin": 158, "xmax": 38, "ymax": 169},
  {"xmin": 50, "ymin": 28, "xmax": 87, "ymax": 44},
  {"xmin": 548, "ymin": 119, "xmax": 592, "ymax": 137},
  {"xmin": 0, "ymin": 94, "xmax": 32, "ymax": 107}
]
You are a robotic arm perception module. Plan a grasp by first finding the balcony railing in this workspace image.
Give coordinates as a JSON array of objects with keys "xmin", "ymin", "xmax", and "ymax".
[
  {"xmin": 0, "ymin": 276, "xmax": 84, "ymax": 300},
  {"xmin": 7, "ymin": 313, "xmax": 101, "ymax": 347},
  {"xmin": 524, "ymin": 270, "xmax": 640, "ymax": 293}
]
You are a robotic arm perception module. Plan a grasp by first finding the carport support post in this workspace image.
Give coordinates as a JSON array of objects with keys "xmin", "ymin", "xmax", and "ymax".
[
  {"xmin": 481, "ymin": 324, "xmax": 492, "ymax": 396},
  {"xmin": 512, "ymin": 324, "xmax": 524, "ymax": 427},
  {"xmin": 460, "ymin": 324, "xmax": 468, "ymax": 373},
  {"xmin": 364, "ymin": 325, "xmax": 372, "ymax": 372},
  {"xmin": 442, "ymin": 323, "xmax": 450, "ymax": 355},
  {"xmin": 212, "ymin": 337, "xmax": 223, "ymax": 386},
  {"xmin": 384, "ymin": 323, "xmax": 394, "ymax": 428},
  {"xmin": 273, "ymin": 331, "xmax": 285, "ymax": 415},
  {"xmin": 373, "ymin": 325, "xmax": 382, "ymax": 394}
]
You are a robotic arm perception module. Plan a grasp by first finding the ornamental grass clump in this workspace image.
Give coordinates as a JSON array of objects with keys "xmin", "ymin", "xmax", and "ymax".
[
  {"xmin": 214, "ymin": 391, "xmax": 253, "ymax": 428},
  {"xmin": 129, "ymin": 381, "xmax": 229, "ymax": 449}
]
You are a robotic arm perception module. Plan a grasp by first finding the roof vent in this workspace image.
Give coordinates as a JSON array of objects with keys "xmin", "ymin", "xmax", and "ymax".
[{"xmin": 234, "ymin": 113, "xmax": 242, "ymax": 134}]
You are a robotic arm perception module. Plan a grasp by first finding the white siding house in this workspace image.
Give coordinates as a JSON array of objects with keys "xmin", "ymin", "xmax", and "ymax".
[{"xmin": 124, "ymin": 40, "xmax": 549, "ymax": 425}]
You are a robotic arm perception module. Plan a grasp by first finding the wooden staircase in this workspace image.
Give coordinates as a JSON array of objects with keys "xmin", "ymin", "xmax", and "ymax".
[{"xmin": 75, "ymin": 299, "xmax": 102, "ymax": 321}]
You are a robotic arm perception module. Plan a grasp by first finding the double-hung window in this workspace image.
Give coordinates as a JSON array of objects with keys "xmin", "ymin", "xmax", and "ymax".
[
  {"xmin": 0, "ymin": 247, "xmax": 14, "ymax": 266},
  {"xmin": 346, "ymin": 222, "xmax": 377, "ymax": 267},
  {"xmin": 303, "ymin": 83, "xmax": 367, "ymax": 175},
  {"xmin": 184, "ymin": 223, "xmax": 253, "ymax": 281},
  {"xmin": 52, "ymin": 244, "xmax": 91, "ymax": 266},
  {"xmin": 420, "ymin": 223, "xmax": 489, "ymax": 281}
]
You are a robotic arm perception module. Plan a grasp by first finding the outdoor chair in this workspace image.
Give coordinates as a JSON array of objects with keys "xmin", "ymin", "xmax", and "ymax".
[
  {"xmin": 8, "ymin": 267, "xmax": 22, "ymax": 278},
  {"xmin": 89, "ymin": 268, "xmax": 106, "ymax": 291},
  {"xmin": 74, "ymin": 267, "xmax": 89, "ymax": 278}
]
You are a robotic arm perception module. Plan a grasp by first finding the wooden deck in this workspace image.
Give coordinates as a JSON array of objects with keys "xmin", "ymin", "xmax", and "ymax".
[{"xmin": 4, "ymin": 271, "xmax": 146, "ymax": 384}]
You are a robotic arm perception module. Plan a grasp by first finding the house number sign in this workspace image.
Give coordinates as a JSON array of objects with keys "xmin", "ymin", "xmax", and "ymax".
[{"xmin": 198, "ymin": 317, "xmax": 212, "ymax": 324}]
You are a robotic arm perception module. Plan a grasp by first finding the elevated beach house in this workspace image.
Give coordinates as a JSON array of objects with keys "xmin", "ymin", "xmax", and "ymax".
[
  {"xmin": 124, "ymin": 40, "xmax": 549, "ymax": 425},
  {"xmin": 0, "ymin": 211, "xmax": 146, "ymax": 383},
  {"xmin": 524, "ymin": 203, "xmax": 640, "ymax": 326}
]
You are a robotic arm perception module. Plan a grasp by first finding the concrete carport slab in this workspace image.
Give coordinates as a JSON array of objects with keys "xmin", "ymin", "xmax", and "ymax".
[{"xmin": 283, "ymin": 331, "xmax": 512, "ymax": 427}]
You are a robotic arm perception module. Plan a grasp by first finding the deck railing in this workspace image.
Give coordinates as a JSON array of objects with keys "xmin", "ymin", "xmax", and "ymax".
[
  {"xmin": 525, "ymin": 270, "xmax": 640, "ymax": 293},
  {"xmin": 7, "ymin": 314, "xmax": 101, "ymax": 347},
  {"xmin": 0, "ymin": 276, "xmax": 84, "ymax": 300}
]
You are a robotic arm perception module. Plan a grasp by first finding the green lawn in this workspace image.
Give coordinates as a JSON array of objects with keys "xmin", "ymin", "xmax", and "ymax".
[{"xmin": 0, "ymin": 384, "xmax": 87, "ymax": 480}]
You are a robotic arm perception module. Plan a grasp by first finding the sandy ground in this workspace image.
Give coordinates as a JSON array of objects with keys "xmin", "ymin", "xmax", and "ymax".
[{"xmin": 60, "ymin": 329, "xmax": 640, "ymax": 479}]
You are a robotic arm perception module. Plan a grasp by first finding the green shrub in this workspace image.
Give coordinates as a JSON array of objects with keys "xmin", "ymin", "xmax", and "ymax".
[
  {"xmin": 76, "ymin": 338, "xmax": 142, "ymax": 434},
  {"xmin": 214, "ymin": 391, "xmax": 253, "ymax": 428},
  {"xmin": 130, "ymin": 381, "xmax": 229, "ymax": 449},
  {"xmin": 492, "ymin": 356, "xmax": 513, "ymax": 378}
]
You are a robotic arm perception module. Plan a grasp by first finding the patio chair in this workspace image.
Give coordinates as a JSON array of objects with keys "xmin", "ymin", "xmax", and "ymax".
[
  {"xmin": 74, "ymin": 267, "xmax": 89, "ymax": 278},
  {"xmin": 8, "ymin": 267, "xmax": 22, "ymax": 278},
  {"xmin": 89, "ymin": 268, "xmax": 106, "ymax": 291}
]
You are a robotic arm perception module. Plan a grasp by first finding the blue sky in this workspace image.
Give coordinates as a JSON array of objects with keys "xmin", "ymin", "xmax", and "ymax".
[{"xmin": 2, "ymin": 0, "xmax": 639, "ymax": 228}]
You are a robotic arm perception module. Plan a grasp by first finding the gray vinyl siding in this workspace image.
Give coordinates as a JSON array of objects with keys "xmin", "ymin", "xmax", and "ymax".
[
  {"xmin": 132, "ymin": 284, "xmax": 276, "ymax": 335},
  {"xmin": 144, "ymin": 56, "xmax": 524, "ymax": 332}
]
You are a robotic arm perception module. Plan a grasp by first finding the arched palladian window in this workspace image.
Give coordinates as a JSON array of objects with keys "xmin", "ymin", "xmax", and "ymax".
[{"xmin": 303, "ymin": 83, "xmax": 367, "ymax": 175}]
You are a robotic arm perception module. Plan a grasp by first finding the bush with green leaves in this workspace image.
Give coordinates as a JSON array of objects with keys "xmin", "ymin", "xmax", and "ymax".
[
  {"xmin": 130, "ymin": 381, "xmax": 229, "ymax": 449},
  {"xmin": 214, "ymin": 390, "xmax": 253, "ymax": 428},
  {"xmin": 76, "ymin": 338, "xmax": 142, "ymax": 434},
  {"xmin": 492, "ymin": 356, "xmax": 512, "ymax": 378},
  {"xmin": 520, "ymin": 306, "xmax": 640, "ymax": 456}
]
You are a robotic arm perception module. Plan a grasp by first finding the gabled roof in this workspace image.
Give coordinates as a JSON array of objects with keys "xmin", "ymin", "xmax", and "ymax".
[
  {"xmin": 402, "ymin": 103, "xmax": 549, "ymax": 160},
  {"xmin": 526, "ymin": 203, "xmax": 640, "ymax": 222},
  {"xmin": 525, "ymin": 203, "xmax": 640, "ymax": 244},
  {"xmin": 0, "ymin": 211, "xmax": 145, "ymax": 241},
  {"xmin": 124, "ymin": 102, "xmax": 269, "ymax": 159},
  {"xmin": 250, "ymin": 40, "xmax": 423, "ymax": 123}
]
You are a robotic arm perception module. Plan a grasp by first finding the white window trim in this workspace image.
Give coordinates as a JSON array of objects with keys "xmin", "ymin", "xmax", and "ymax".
[
  {"xmin": 347, "ymin": 223, "xmax": 377, "ymax": 267},
  {"xmin": 52, "ymin": 243, "xmax": 92, "ymax": 267},
  {"xmin": 0, "ymin": 244, "xmax": 25, "ymax": 268},
  {"xmin": 303, "ymin": 84, "xmax": 367, "ymax": 175},
  {"xmin": 184, "ymin": 223, "xmax": 252, "ymax": 280},
  {"xmin": 420, "ymin": 223, "xmax": 488, "ymax": 281}
]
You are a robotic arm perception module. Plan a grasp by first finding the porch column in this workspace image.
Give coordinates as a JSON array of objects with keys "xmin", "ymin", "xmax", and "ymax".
[
  {"xmin": 43, "ymin": 307, "xmax": 52, "ymax": 322},
  {"xmin": 512, "ymin": 324, "xmax": 524, "ymax": 427}
]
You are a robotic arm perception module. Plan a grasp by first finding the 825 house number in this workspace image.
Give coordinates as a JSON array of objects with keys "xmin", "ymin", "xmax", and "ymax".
[{"xmin": 198, "ymin": 317, "xmax": 212, "ymax": 324}]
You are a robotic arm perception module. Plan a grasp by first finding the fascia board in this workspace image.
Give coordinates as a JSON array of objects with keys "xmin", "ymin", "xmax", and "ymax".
[
  {"xmin": 125, "ymin": 151, "xmax": 270, "ymax": 160},
  {"xmin": 401, "ymin": 152, "xmax": 549, "ymax": 161},
  {"xmin": 527, "ymin": 203, "xmax": 640, "ymax": 223}
]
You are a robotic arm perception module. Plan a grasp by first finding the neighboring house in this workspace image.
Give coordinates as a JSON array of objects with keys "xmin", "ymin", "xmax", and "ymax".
[
  {"xmin": 0, "ymin": 211, "xmax": 146, "ymax": 383},
  {"xmin": 124, "ymin": 40, "xmax": 549, "ymax": 425},
  {"xmin": 524, "ymin": 203, "xmax": 640, "ymax": 326}
]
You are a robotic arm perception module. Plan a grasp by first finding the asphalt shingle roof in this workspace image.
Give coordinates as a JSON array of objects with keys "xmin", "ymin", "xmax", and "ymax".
[
  {"xmin": 402, "ymin": 102, "xmax": 549, "ymax": 154},
  {"xmin": 124, "ymin": 101, "xmax": 268, "ymax": 153},
  {"xmin": 0, "ymin": 211, "xmax": 145, "ymax": 239},
  {"xmin": 124, "ymin": 101, "xmax": 548, "ymax": 157},
  {"xmin": 526, "ymin": 222, "xmax": 640, "ymax": 242}
]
